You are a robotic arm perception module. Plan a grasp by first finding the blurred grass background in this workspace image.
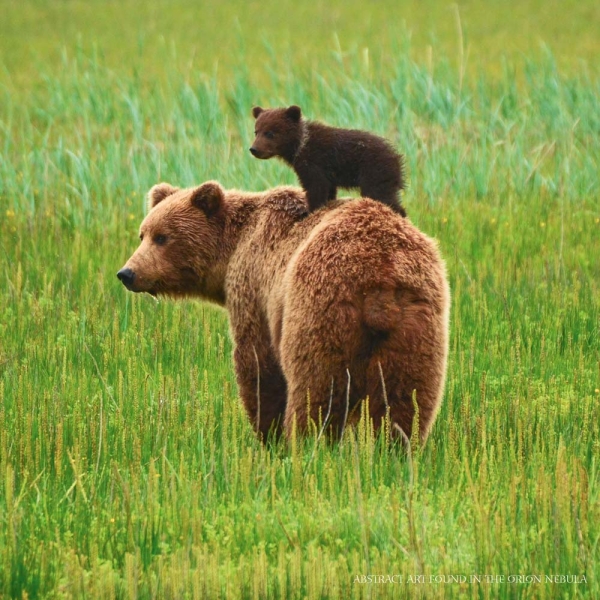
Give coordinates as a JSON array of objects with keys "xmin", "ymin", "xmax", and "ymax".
[
  {"xmin": 2, "ymin": 0, "xmax": 600, "ymax": 88},
  {"xmin": 0, "ymin": 1, "xmax": 599, "ymax": 598}
]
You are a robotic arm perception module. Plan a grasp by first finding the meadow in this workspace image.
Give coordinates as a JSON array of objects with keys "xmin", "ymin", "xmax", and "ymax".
[{"xmin": 1, "ymin": 1, "xmax": 599, "ymax": 598}]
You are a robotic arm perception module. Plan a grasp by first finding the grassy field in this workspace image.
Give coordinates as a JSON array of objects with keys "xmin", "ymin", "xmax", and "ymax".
[{"xmin": 1, "ymin": 1, "xmax": 599, "ymax": 598}]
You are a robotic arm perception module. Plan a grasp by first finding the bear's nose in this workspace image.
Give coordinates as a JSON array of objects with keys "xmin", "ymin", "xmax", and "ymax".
[
  {"xmin": 117, "ymin": 268, "xmax": 135, "ymax": 288},
  {"xmin": 249, "ymin": 147, "xmax": 258, "ymax": 156}
]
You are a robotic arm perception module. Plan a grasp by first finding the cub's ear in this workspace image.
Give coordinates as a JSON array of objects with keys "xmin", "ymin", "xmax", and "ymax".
[
  {"xmin": 286, "ymin": 105, "xmax": 302, "ymax": 122},
  {"xmin": 190, "ymin": 181, "xmax": 224, "ymax": 217},
  {"xmin": 252, "ymin": 106, "xmax": 264, "ymax": 119},
  {"xmin": 147, "ymin": 183, "xmax": 179, "ymax": 211}
]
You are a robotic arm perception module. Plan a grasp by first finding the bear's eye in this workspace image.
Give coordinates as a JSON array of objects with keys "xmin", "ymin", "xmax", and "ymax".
[
  {"xmin": 139, "ymin": 233, "xmax": 144, "ymax": 241},
  {"xmin": 153, "ymin": 234, "xmax": 168, "ymax": 246},
  {"xmin": 264, "ymin": 131, "xmax": 275, "ymax": 140}
]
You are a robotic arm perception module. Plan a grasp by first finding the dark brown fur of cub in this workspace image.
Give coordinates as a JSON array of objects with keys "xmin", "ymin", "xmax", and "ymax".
[{"xmin": 250, "ymin": 105, "xmax": 406, "ymax": 216}]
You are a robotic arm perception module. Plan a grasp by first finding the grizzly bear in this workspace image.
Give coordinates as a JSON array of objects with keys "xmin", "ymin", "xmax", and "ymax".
[
  {"xmin": 117, "ymin": 183, "xmax": 449, "ymax": 443},
  {"xmin": 250, "ymin": 105, "xmax": 407, "ymax": 216}
]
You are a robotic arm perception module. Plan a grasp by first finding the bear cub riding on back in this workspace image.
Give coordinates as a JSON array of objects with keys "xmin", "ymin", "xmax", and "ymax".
[{"xmin": 250, "ymin": 105, "xmax": 406, "ymax": 216}]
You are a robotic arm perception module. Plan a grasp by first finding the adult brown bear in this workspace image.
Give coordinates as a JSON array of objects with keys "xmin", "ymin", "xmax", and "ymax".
[{"xmin": 118, "ymin": 182, "xmax": 450, "ymax": 443}]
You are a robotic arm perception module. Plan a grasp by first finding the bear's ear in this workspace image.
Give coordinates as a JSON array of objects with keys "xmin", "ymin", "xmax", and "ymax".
[
  {"xmin": 147, "ymin": 183, "xmax": 179, "ymax": 211},
  {"xmin": 252, "ymin": 106, "xmax": 264, "ymax": 119},
  {"xmin": 190, "ymin": 181, "xmax": 224, "ymax": 217},
  {"xmin": 286, "ymin": 105, "xmax": 302, "ymax": 122}
]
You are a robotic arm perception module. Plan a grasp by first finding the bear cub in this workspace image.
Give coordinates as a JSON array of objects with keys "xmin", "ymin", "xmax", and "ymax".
[{"xmin": 250, "ymin": 105, "xmax": 406, "ymax": 216}]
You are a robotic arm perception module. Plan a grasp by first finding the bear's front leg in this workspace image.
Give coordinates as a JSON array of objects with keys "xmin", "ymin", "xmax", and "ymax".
[
  {"xmin": 233, "ymin": 344, "xmax": 288, "ymax": 441},
  {"xmin": 295, "ymin": 164, "xmax": 332, "ymax": 212}
]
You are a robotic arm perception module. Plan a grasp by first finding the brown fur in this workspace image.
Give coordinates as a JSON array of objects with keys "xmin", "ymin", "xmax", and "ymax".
[
  {"xmin": 118, "ymin": 182, "xmax": 450, "ymax": 443},
  {"xmin": 250, "ymin": 105, "xmax": 407, "ymax": 216}
]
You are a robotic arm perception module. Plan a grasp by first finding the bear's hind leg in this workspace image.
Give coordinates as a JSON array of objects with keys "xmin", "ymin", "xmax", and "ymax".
[
  {"xmin": 360, "ymin": 182, "xmax": 406, "ymax": 216},
  {"xmin": 361, "ymin": 290, "xmax": 447, "ymax": 443},
  {"xmin": 359, "ymin": 166, "xmax": 406, "ymax": 216},
  {"xmin": 280, "ymin": 301, "xmax": 366, "ymax": 440},
  {"xmin": 283, "ymin": 370, "xmax": 358, "ymax": 440}
]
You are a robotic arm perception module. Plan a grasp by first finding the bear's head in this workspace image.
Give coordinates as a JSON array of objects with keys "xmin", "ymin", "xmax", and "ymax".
[
  {"xmin": 250, "ymin": 105, "xmax": 303, "ymax": 162},
  {"xmin": 117, "ymin": 181, "xmax": 227, "ymax": 303}
]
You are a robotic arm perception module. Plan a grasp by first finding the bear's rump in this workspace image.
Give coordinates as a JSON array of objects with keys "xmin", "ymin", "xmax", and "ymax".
[{"xmin": 274, "ymin": 202, "xmax": 447, "ymax": 438}]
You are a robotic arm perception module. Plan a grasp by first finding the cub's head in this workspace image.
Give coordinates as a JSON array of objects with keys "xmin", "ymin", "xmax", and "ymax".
[
  {"xmin": 117, "ymin": 181, "xmax": 226, "ymax": 302},
  {"xmin": 250, "ymin": 105, "xmax": 303, "ymax": 161}
]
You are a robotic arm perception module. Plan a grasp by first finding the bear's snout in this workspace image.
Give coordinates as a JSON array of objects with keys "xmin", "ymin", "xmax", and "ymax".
[
  {"xmin": 250, "ymin": 146, "xmax": 270, "ymax": 159},
  {"xmin": 117, "ymin": 267, "xmax": 136, "ymax": 289}
]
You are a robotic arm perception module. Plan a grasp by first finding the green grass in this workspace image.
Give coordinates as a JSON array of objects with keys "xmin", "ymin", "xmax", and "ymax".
[{"xmin": 1, "ymin": 1, "xmax": 599, "ymax": 598}]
